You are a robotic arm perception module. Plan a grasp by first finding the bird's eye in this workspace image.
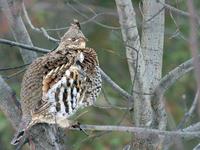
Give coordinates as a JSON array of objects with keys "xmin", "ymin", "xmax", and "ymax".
[{"xmin": 72, "ymin": 38, "xmax": 76, "ymax": 41}]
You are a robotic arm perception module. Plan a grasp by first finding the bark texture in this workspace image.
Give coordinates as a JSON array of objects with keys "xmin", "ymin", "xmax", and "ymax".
[{"xmin": 115, "ymin": 0, "xmax": 165, "ymax": 149}]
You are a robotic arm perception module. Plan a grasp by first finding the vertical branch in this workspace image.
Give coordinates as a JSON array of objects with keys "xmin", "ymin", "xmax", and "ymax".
[
  {"xmin": 141, "ymin": 0, "xmax": 166, "ymax": 129},
  {"xmin": 115, "ymin": 0, "xmax": 144, "ymax": 82},
  {"xmin": 0, "ymin": 76, "xmax": 21, "ymax": 130},
  {"xmin": 115, "ymin": 0, "xmax": 166, "ymax": 149},
  {"xmin": 115, "ymin": 0, "xmax": 145, "ymax": 127},
  {"xmin": 0, "ymin": 0, "xmax": 37, "ymax": 63}
]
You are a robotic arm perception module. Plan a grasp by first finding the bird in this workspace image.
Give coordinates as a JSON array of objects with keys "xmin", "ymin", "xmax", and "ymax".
[{"xmin": 11, "ymin": 20, "xmax": 102, "ymax": 145}]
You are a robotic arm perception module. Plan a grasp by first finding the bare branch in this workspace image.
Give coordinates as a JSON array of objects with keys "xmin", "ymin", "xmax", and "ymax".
[
  {"xmin": 154, "ymin": 56, "xmax": 198, "ymax": 98},
  {"xmin": 164, "ymin": 121, "xmax": 200, "ymax": 148},
  {"xmin": 152, "ymin": 56, "xmax": 198, "ymax": 132},
  {"xmin": 115, "ymin": 0, "xmax": 145, "ymax": 129},
  {"xmin": 141, "ymin": 0, "xmax": 166, "ymax": 130},
  {"xmin": 164, "ymin": 112, "xmax": 184, "ymax": 150},
  {"xmin": 22, "ymin": 2, "xmax": 59, "ymax": 43},
  {"xmin": 158, "ymin": 0, "xmax": 200, "ymax": 25},
  {"xmin": 67, "ymin": 2, "xmax": 120, "ymax": 30},
  {"xmin": 0, "ymin": 64, "xmax": 29, "ymax": 72},
  {"xmin": 115, "ymin": 0, "xmax": 143, "ymax": 83},
  {"xmin": 158, "ymin": 1, "xmax": 190, "ymax": 17},
  {"xmin": 183, "ymin": 122, "xmax": 200, "ymax": 132},
  {"xmin": 0, "ymin": 0, "xmax": 37, "ymax": 63},
  {"xmin": 0, "ymin": 38, "xmax": 50, "ymax": 53},
  {"xmin": 163, "ymin": 121, "xmax": 200, "ymax": 147},
  {"xmin": 3, "ymin": 68, "xmax": 26, "ymax": 80},
  {"xmin": 0, "ymin": 76, "xmax": 21, "ymax": 130},
  {"xmin": 177, "ymin": 90, "xmax": 199, "ymax": 129},
  {"xmin": 70, "ymin": 124, "xmax": 200, "ymax": 139},
  {"xmin": 193, "ymin": 143, "xmax": 200, "ymax": 150},
  {"xmin": 163, "ymin": 90, "xmax": 199, "ymax": 149},
  {"xmin": 100, "ymin": 69, "xmax": 132, "ymax": 100}
]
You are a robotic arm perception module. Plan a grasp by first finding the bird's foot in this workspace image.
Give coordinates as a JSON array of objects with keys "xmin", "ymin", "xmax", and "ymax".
[{"xmin": 71, "ymin": 122, "xmax": 89, "ymax": 136}]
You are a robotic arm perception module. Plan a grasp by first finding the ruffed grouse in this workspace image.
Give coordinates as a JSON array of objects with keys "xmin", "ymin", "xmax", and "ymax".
[{"xmin": 11, "ymin": 20, "xmax": 102, "ymax": 145}]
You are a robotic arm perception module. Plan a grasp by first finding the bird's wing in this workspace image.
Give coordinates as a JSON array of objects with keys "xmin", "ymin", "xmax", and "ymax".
[{"xmin": 33, "ymin": 48, "xmax": 101, "ymax": 118}]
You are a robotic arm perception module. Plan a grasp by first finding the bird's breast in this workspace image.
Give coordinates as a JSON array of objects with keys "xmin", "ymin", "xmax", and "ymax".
[{"xmin": 43, "ymin": 65, "xmax": 87, "ymax": 119}]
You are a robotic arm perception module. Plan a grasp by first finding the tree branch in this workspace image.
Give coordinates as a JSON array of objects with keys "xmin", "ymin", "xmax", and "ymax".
[
  {"xmin": 0, "ymin": 63, "xmax": 29, "ymax": 72},
  {"xmin": 163, "ymin": 90, "xmax": 199, "ymax": 149},
  {"xmin": 163, "ymin": 121, "xmax": 200, "ymax": 148},
  {"xmin": 183, "ymin": 122, "xmax": 200, "ymax": 132},
  {"xmin": 193, "ymin": 143, "xmax": 200, "ymax": 150},
  {"xmin": 115, "ymin": 0, "xmax": 145, "ymax": 130},
  {"xmin": 0, "ymin": 38, "xmax": 50, "ymax": 53},
  {"xmin": 115, "ymin": 0, "xmax": 144, "ymax": 85},
  {"xmin": 22, "ymin": 2, "xmax": 59, "ymax": 43},
  {"xmin": 0, "ymin": 76, "xmax": 21, "ymax": 130},
  {"xmin": 141, "ymin": 0, "xmax": 166, "ymax": 130},
  {"xmin": 155, "ymin": 55, "xmax": 199, "ymax": 100},
  {"xmin": 0, "ymin": 0, "xmax": 37, "ymax": 63},
  {"xmin": 67, "ymin": 2, "xmax": 120, "ymax": 30},
  {"xmin": 177, "ymin": 90, "xmax": 199, "ymax": 129},
  {"xmin": 157, "ymin": 0, "xmax": 200, "ymax": 25},
  {"xmin": 70, "ymin": 124, "xmax": 200, "ymax": 139},
  {"xmin": 100, "ymin": 69, "xmax": 132, "ymax": 100},
  {"xmin": 152, "ymin": 55, "xmax": 199, "ymax": 132}
]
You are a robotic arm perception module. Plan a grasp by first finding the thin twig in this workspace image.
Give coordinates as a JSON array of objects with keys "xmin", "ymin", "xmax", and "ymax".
[
  {"xmin": 183, "ymin": 122, "xmax": 200, "ymax": 132},
  {"xmin": 67, "ymin": 2, "xmax": 120, "ymax": 30},
  {"xmin": 177, "ymin": 90, "xmax": 199, "ymax": 129},
  {"xmin": 0, "ymin": 63, "xmax": 29, "ymax": 71},
  {"xmin": 193, "ymin": 143, "xmax": 200, "ymax": 150},
  {"xmin": 95, "ymin": 88, "xmax": 131, "ymax": 110},
  {"xmin": 100, "ymin": 68, "xmax": 132, "ymax": 101},
  {"xmin": 158, "ymin": 0, "xmax": 190, "ymax": 17},
  {"xmin": 22, "ymin": 2, "xmax": 59, "ymax": 43},
  {"xmin": 0, "ymin": 38, "xmax": 50, "ymax": 53},
  {"xmin": 158, "ymin": 0, "xmax": 200, "ymax": 25},
  {"xmin": 3, "ymin": 68, "xmax": 26, "ymax": 80},
  {"xmin": 154, "ymin": 56, "xmax": 199, "ymax": 99},
  {"xmin": 93, "ymin": 103, "xmax": 129, "ymax": 110},
  {"xmin": 46, "ymin": 12, "xmax": 116, "ymax": 31}
]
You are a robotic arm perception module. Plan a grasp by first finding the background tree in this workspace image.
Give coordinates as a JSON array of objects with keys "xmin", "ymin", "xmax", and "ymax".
[{"xmin": 0, "ymin": 0, "xmax": 200, "ymax": 149}]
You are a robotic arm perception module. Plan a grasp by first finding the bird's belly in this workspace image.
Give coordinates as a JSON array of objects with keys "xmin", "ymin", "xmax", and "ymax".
[{"xmin": 44, "ymin": 67, "xmax": 85, "ymax": 120}]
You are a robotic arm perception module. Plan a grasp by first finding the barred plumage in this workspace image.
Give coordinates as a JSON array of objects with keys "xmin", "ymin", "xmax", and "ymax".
[{"xmin": 11, "ymin": 20, "xmax": 102, "ymax": 145}]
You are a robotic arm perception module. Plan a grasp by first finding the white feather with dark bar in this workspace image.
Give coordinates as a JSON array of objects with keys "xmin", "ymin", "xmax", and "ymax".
[{"xmin": 45, "ymin": 65, "xmax": 87, "ymax": 119}]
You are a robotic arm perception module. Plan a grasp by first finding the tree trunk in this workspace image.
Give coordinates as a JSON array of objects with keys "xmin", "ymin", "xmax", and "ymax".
[{"xmin": 115, "ymin": 0, "xmax": 165, "ymax": 149}]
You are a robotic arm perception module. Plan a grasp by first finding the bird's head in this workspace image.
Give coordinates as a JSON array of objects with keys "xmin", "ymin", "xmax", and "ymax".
[{"xmin": 60, "ymin": 19, "xmax": 87, "ymax": 49}]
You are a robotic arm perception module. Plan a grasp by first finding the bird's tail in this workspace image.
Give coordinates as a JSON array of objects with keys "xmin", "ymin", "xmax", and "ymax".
[{"xmin": 11, "ymin": 118, "xmax": 30, "ymax": 145}]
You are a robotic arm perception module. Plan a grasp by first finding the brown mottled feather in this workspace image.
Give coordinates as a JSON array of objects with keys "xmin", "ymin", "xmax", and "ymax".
[
  {"xmin": 20, "ymin": 47, "xmax": 98, "ymax": 117},
  {"xmin": 11, "ymin": 20, "xmax": 102, "ymax": 146}
]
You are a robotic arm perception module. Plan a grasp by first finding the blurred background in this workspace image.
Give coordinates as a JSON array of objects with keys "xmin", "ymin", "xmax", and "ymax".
[{"xmin": 0, "ymin": 0, "xmax": 199, "ymax": 149}]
